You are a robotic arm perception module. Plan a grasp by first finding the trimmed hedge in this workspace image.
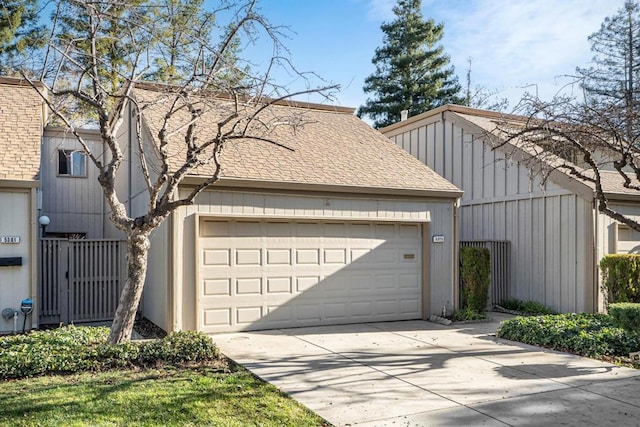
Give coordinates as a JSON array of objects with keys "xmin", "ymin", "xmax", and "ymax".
[
  {"xmin": 600, "ymin": 254, "xmax": 640, "ymax": 304},
  {"xmin": 609, "ymin": 303, "xmax": 640, "ymax": 331},
  {"xmin": 496, "ymin": 313, "xmax": 640, "ymax": 357},
  {"xmin": 0, "ymin": 326, "xmax": 219, "ymax": 379},
  {"xmin": 460, "ymin": 246, "xmax": 491, "ymax": 312}
]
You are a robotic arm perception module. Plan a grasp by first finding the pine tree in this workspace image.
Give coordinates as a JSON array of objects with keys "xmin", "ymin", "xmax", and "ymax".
[
  {"xmin": 577, "ymin": 0, "xmax": 640, "ymax": 138},
  {"xmin": 358, "ymin": 0, "xmax": 462, "ymax": 129},
  {"xmin": 0, "ymin": 0, "xmax": 45, "ymax": 74}
]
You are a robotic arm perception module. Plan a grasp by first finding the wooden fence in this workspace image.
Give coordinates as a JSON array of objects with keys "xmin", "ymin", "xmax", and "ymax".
[
  {"xmin": 39, "ymin": 239, "xmax": 126, "ymax": 325},
  {"xmin": 460, "ymin": 240, "xmax": 511, "ymax": 306}
]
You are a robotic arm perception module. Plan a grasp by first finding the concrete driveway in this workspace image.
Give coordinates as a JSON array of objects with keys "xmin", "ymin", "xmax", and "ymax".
[{"xmin": 214, "ymin": 314, "xmax": 640, "ymax": 426}]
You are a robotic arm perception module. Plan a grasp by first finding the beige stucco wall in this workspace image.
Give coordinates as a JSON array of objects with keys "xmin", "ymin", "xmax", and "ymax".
[
  {"xmin": 165, "ymin": 188, "xmax": 457, "ymax": 332},
  {"xmin": 0, "ymin": 187, "xmax": 38, "ymax": 333}
]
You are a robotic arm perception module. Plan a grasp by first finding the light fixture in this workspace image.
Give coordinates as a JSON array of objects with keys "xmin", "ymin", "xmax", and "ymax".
[{"xmin": 38, "ymin": 215, "xmax": 50, "ymax": 238}]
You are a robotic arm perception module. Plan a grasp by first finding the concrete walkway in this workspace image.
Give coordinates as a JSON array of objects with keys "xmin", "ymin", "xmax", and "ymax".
[{"xmin": 214, "ymin": 313, "xmax": 640, "ymax": 426}]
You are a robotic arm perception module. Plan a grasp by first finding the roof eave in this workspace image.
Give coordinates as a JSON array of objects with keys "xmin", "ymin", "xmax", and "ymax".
[
  {"xmin": 0, "ymin": 179, "xmax": 39, "ymax": 189},
  {"xmin": 180, "ymin": 176, "xmax": 463, "ymax": 200},
  {"xmin": 603, "ymin": 192, "xmax": 640, "ymax": 202}
]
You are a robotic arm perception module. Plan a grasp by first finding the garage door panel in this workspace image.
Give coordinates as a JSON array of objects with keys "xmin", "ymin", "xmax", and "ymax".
[
  {"xmin": 296, "ymin": 249, "xmax": 319, "ymax": 265},
  {"xmin": 198, "ymin": 218, "xmax": 423, "ymax": 332},
  {"xmin": 266, "ymin": 277, "xmax": 292, "ymax": 293},
  {"xmin": 266, "ymin": 249, "xmax": 291, "ymax": 265},
  {"xmin": 203, "ymin": 249, "xmax": 230, "ymax": 266},
  {"xmin": 203, "ymin": 279, "xmax": 231, "ymax": 296}
]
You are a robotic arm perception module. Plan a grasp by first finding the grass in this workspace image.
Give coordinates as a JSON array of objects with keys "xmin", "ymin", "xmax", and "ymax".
[
  {"xmin": 0, "ymin": 364, "xmax": 328, "ymax": 426},
  {"xmin": 0, "ymin": 326, "xmax": 328, "ymax": 426}
]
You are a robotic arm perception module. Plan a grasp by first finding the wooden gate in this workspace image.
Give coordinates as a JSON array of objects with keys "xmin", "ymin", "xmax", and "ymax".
[
  {"xmin": 39, "ymin": 239, "xmax": 126, "ymax": 324},
  {"xmin": 460, "ymin": 240, "xmax": 511, "ymax": 306}
]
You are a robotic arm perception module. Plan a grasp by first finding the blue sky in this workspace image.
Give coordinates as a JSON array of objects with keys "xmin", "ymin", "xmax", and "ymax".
[{"xmin": 231, "ymin": 0, "xmax": 627, "ymax": 112}]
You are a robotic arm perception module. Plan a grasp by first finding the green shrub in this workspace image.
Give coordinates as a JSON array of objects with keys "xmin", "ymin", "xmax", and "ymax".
[
  {"xmin": 600, "ymin": 254, "xmax": 640, "ymax": 304},
  {"xmin": 609, "ymin": 303, "xmax": 640, "ymax": 331},
  {"xmin": 496, "ymin": 313, "xmax": 640, "ymax": 357},
  {"xmin": 0, "ymin": 326, "xmax": 219, "ymax": 379},
  {"xmin": 460, "ymin": 246, "xmax": 491, "ymax": 313},
  {"xmin": 450, "ymin": 307, "xmax": 486, "ymax": 322},
  {"xmin": 499, "ymin": 298, "xmax": 557, "ymax": 315},
  {"xmin": 139, "ymin": 330, "xmax": 219, "ymax": 365}
]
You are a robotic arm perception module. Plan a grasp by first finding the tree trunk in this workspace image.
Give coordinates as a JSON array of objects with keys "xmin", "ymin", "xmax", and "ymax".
[{"xmin": 108, "ymin": 231, "xmax": 150, "ymax": 344}]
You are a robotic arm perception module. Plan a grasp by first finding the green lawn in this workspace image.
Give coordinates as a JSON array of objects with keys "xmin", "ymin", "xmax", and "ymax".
[{"xmin": 0, "ymin": 365, "xmax": 328, "ymax": 426}]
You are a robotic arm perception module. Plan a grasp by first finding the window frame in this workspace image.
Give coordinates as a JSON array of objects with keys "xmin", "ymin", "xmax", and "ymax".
[{"xmin": 57, "ymin": 149, "xmax": 87, "ymax": 178}]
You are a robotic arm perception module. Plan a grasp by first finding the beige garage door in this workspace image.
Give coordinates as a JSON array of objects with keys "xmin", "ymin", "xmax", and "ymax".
[{"xmin": 197, "ymin": 219, "xmax": 423, "ymax": 333}]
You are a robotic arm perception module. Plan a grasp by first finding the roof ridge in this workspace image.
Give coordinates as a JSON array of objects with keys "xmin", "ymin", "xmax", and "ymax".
[{"xmin": 133, "ymin": 81, "xmax": 354, "ymax": 114}]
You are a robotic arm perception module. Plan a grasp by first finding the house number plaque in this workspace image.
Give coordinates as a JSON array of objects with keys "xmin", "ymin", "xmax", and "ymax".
[{"xmin": 1, "ymin": 236, "xmax": 20, "ymax": 244}]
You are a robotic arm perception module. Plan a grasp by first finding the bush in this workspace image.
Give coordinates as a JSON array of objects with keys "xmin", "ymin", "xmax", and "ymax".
[
  {"xmin": 609, "ymin": 303, "xmax": 640, "ymax": 331},
  {"xmin": 0, "ymin": 326, "xmax": 219, "ymax": 379},
  {"xmin": 460, "ymin": 246, "xmax": 490, "ymax": 312},
  {"xmin": 499, "ymin": 298, "xmax": 557, "ymax": 315},
  {"xmin": 449, "ymin": 307, "xmax": 486, "ymax": 322},
  {"xmin": 496, "ymin": 313, "xmax": 640, "ymax": 357},
  {"xmin": 600, "ymin": 254, "xmax": 640, "ymax": 304}
]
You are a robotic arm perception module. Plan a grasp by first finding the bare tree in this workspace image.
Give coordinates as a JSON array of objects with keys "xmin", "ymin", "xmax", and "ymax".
[
  {"xmin": 485, "ymin": 2, "xmax": 640, "ymax": 235},
  {"xmin": 491, "ymin": 86, "xmax": 640, "ymax": 233},
  {"xmin": 18, "ymin": 0, "xmax": 336, "ymax": 343}
]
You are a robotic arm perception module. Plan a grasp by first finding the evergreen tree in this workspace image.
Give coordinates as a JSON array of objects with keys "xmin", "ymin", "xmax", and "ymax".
[
  {"xmin": 358, "ymin": 0, "xmax": 462, "ymax": 129},
  {"xmin": 577, "ymin": 0, "xmax": 640, "ymax": 138},
  {"xmin": 0, "ymin": 0, "xmax": 45, "ymax": 74}
]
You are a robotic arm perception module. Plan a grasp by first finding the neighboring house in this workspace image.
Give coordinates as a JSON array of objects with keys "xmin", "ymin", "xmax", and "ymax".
[
  {"xmin": 0, "ymin": 77, "xmax": 46, "ymax": 333},
  {"xmin": 41, "ymin": 128, "xmax": 107, "ymax": 238},
  {"xmin": 117, "ymin": 85, "xmax": 463, "ymax": 333},
  {"xmin": 382, "ymin": 104, "xmax": 640, "ymax": 313}
]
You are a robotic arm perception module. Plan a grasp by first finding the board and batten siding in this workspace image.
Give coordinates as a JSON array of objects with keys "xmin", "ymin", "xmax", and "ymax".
[
  {"xmin": 41, "ymin": 130, "xmax": 106, "ymax": 238},
  {"xmin": 385, "ymin": 113, "xmax": 596, "ymax": 313},
  {"xmin": 165, "ymin": 188, "xmax": 457, "ymax": 332}
]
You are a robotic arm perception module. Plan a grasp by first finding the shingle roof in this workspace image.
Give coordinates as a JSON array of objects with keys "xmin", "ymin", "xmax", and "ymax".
[
  {"xmin": 0, "ymin": 77, "xmax": 45, "ymax": 181},
  {"xmin": 135, "ymin": 87, "xmax": 461, "ymax": 196}
]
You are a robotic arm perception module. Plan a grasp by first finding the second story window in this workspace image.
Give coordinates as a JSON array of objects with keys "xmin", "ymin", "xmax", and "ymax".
[{"xmin": 58, "ymin": 149, "xmax": 87, "ymax": 177}]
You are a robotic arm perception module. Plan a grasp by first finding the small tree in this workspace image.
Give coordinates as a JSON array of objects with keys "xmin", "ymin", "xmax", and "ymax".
[
  {"xmin": 11, "ymin": 0, "xmax": 335, "ymax": 343},
  {"xmin": 459, "ymin": 247, "xmax": 490, "ymax": 313},
  {"xmin": 357, "ymin": 0, "xmax": 462, "ymax": 129}
]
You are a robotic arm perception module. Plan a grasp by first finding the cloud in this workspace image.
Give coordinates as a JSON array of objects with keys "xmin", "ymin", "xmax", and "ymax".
[
  {"xmin": 437, "ymin": 0, "xmax": 625, "ymax": 95},
  {"xmin": 364, "ymin": 0, "xmax": 396, "ymax": 21},
  {"xmin": 358, "ymin": 0, "xmax": 626, "ymax": 106}
]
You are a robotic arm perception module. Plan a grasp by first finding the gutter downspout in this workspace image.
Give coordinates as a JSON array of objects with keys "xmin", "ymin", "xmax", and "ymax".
[
  {"xmin": 593, "ymin": 199, "xmax": 600, "ymax": 313},
  {"xmin": 453, "ymin": 197, "xmax": 460, "ymax": 310},
  {"xmin": 128, "ymin": 103, "xmax": 133, "ymax": 217},
  {"xmin": 441, "ymin": 111, "xmax": 447, "ymax": 177}
]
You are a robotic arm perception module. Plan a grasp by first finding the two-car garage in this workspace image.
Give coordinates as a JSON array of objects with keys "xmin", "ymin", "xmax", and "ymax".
[
  {"xmin": 138, "ymin": 93, "xmax": 462, "ymax": 334},
  {"xmin": 196, "ymin": 218, "xmax": 424, "ymax": 333},
  {"xmin": 156, "ymin": 188, "xmax": 460, "ymax": 334}
]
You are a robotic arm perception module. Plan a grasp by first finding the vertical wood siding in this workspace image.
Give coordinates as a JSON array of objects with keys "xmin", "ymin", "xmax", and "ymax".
[
  {"xmin": 169, "ymin": 189, "xmax": 457, "ymax": 330},
  {"xmin": 41, "ymin": 132, "xmax": 105, "ymax": 238},
  {"xmin": 388, "ymin": 116, "xmax": 595, "ymax": 312}
]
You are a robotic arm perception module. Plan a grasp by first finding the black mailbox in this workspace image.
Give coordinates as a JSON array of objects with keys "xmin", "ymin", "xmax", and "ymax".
[{"xmin": 0, "ymin": 257, "xmax": 22, "ymax": 267}]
